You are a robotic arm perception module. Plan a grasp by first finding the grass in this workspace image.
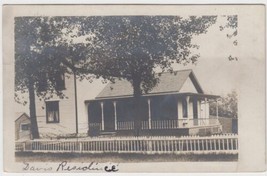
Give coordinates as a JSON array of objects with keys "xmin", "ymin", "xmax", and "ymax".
[{"xmin": 16, "ymin": 152, "xmax": 238, "ymax": 163}]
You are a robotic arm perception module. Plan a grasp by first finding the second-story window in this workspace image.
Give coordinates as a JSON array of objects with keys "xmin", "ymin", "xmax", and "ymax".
[
  {"xmin": 55, "ymin": 73, "xmax": 65, "ymax": 90},
  {"xmin": 37, "ymin": 74, "xmax": 48, "ymax": 92},
  {"xmin": 37, "ymin": 72, "xmax": 65, "ymax": 92}
]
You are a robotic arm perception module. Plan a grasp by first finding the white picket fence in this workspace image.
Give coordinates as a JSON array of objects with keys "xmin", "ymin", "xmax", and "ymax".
[{"xmin": 15, "ymin": 134, "xmax": 238, "ymax": 154}]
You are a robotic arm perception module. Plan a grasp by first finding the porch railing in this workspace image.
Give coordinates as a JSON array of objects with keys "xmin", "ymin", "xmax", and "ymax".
[
  {"xmin": 89, "ymin": 123, "xmax": 101, "ymax": 131},
  {"xmin": 89, "ymin": 118, "xmax": 220, "ymax": 131},
  {"xmin": 116, "ymin": 118, "xmax": 220, "ymax": 130},
  {"xmin": 117, "ymin": 121, "xmax": 134, "ymax": 130}
]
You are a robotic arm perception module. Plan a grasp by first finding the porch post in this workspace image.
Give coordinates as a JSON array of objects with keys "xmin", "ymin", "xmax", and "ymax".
[
  {"xmin": 148, "ymin": 99, "xmax": 151, "ymax": 129},
  {"xmin": 204, "ymin": 98, "xmax": 208, "ymax": 118},
  {"xmin": 198, "ymin": 100, "xmax": 201, "ymax": 119},
  {"xmin": 177, "ymin": 99, "xmax": 179, "ymax": 119},
  {"xmin": 85, "ymin": 102, "xmax": 90, "ymax": 135},
  {"xmin": 186, "ymin": 96, "xmax": 190, "ymax": 118},
  {"xmin": 100, "ymin": 102, "xmax": 104, "ymax": 131},
  {"xmin": 113, "ymin": 101, "xmax": 117, "ymax": 130},
  {"xmin": 216, "ymin": 99, "xmax": 219, "ymax": 118}
]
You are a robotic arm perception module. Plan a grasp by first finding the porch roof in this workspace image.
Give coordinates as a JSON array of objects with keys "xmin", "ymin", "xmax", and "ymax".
[{"xmin": 85, "ymin": 92, "xmax": 220, "ymax": 103}]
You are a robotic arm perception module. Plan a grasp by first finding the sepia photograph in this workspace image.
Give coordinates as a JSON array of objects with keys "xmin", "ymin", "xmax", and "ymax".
[{"xmin": 2, "ymin": 4, "xmax": 265, "ymax": 173}]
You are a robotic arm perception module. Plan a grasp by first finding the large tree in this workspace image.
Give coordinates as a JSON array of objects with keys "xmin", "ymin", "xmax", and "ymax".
[
  {"xmin": 80, "ymin": 16, "xmax": 217, "ymax": 134},
  {"xmin": 15, "ymin": 17, "xmax": 96, "ymax": 138},
  {"xmin": 15, "ymin": 17, "xmax": 67, "ymax": 138},
  {"xmin": 15, "ymin": 15, "xmax": 109, "ymax": 138}
]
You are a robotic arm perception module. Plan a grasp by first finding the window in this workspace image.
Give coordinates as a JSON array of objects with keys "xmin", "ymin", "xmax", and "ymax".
[
  {"xmin": 46, "ymin": 101, "xmax": 60, "ymax": 123},
  {"xmin": 182, "ymin": 99, "xmax": 188, "ymax": 118},
  {"xmin": 37, "ymin": 74, "xmax": 48, "ymax": 92},
  {"xmin": 55, "ymin": 73, "xmax": 66, "ymax": 90},
  {"xmin": 20, "ymin": 123, "xmax": 30, "ymax": 131},
  {"xmin": 37, "ymin": 72, "xmax": 65, "ymax": 92}
]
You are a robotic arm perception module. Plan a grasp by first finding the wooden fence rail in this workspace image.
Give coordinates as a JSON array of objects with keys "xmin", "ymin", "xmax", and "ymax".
[{"xmin": 15, "ymin": 134, "xmax": 238, "ymax": 154}]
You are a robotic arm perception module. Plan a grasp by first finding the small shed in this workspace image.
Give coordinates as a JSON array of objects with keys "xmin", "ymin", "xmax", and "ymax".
[{"xmin": 15, "ymin": 113, "xmax": 31, "ymax": 140}]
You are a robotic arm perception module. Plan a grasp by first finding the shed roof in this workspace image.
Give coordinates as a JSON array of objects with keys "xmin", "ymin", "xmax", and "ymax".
[
  {"xmin": 15, "ymin": 112, "xmax": 30, "ymax": 122},
  {"xmin": 96, "ymin": 69, "xmax": 204, "ymax": 99}
]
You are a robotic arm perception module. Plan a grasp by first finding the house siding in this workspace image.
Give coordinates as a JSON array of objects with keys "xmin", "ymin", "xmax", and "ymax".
[
  {"xmin": 200, "ymin": 100, "xmax": 209, "ymax": 119},
  {"xmin": 35, "ymin": 74, "xmax": 76, "ymax": 137},
  {"xmin": 177, "ymin": 99, "xmax": 183, "ymax": 119},
  {"xmin": 33, "ymin": 74, "xmax": 94, "ymax": 137},
  {"xmin": 188, "ymin": 100, "xmax": 193, "ymax": 119},
  {"xmin": 179, "ymin": 77, "xmax": 198, "ymax": 93}
]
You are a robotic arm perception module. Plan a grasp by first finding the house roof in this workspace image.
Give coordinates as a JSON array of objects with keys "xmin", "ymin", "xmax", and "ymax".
[
  {"xmin": 96, "ymin": 69, "xmax": 204, "ymax": 99},
  {"xmin": 15, "ymin": 113, "xmax": 30, "ymax": 122}
]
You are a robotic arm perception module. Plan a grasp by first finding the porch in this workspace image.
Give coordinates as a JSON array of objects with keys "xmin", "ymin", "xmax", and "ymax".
[{"xmin": 86, "ymin": 93, "xmax": 221, "ymax": 136}]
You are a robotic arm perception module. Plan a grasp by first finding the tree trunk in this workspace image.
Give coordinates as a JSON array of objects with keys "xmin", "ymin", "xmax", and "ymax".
[
  {"xmin": 132, "ymin": 77, "xmax": 142, "ymax": 136},
  {"xmin": 28, "ymin": 79, "xmax": 40, "ymax": 139}
]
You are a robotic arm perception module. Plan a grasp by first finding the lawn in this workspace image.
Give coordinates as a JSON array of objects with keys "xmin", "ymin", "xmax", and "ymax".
[{"xmin": 16, "ymin": 152, "xmax": 238, "ymax": 163}]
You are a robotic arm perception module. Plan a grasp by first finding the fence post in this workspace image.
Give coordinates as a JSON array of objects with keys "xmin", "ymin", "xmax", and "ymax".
[
  {"xmin": 214, "ymin": 139, "xmax": 217, "ymax": 150},
  {"xmin": 226, "ymin": 138, "xmax": 229, "ymax": 151},
  {"xmin": 79, "ymin": 142, "xmax": 82, "ymax": 153},
  {"xmin": 148, "ymin": 140, "xmax": 152, "ymax": 154},
  {"xmin": 23, "ymin": 142, "xmax": 26, "ymax": 151},
  {"xmin": 148, "ymin": 99, "xmax": 152, "ymax": 129}
]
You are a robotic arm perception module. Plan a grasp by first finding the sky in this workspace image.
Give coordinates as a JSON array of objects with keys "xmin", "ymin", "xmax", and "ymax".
[{"xmin": 174, "ymin": 15, "xmax": 240, "ymax": 96}]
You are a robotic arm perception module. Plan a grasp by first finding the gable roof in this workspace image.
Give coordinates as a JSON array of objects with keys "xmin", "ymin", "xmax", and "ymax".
[
  {"xmin": 15, "ymin": 113, "xmax": 30, "ymax": 122},
  {"xmin": 96, "ymin": 69, "xmax": 204, "ymax": 99}
]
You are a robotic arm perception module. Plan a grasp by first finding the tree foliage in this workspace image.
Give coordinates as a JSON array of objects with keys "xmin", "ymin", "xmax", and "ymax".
[
  {"xmin": 15, "ymin": 17, "xmax": 95, "ymax": 138},
  {"xmin": 15, "ymin": 17, "xmax": 67, "ymax": 102},
  {"xmin": 210, "ymin": 90, "xmax": 238, "ymax": 118},
  {"xmin": 219, "ymin": 15, "xmax": 238, "ymax": 61},
  {"xmin": 15, "ymin": 17, "xmax": 68, "ymax": 138},
  {"xmin": 81, "ymin": 16, "xmax": 217, "ymax": 96}
]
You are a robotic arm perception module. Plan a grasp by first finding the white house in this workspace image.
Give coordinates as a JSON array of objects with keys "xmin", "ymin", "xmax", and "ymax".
[{"xmin": 16, "ymin": 69, "xmax": 222, "ymax": 138}]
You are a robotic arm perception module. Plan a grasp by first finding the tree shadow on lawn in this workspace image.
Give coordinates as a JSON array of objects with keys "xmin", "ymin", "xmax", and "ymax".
[{"xmin": 16, "ymin": 152, "xmax": 238, "ymax": 163}]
